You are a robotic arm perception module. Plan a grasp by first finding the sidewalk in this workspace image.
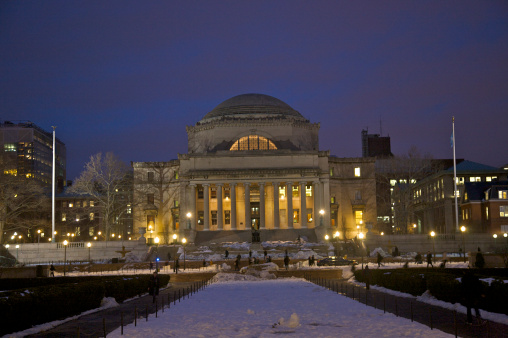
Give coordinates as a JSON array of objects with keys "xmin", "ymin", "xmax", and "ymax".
[
  {"xmin": 25, "ymin": 281, "xmax": 200, "ymax": 337},
  {"xmin": 311, "ymin": 277, "xmax": 508, "ymax": 338}
]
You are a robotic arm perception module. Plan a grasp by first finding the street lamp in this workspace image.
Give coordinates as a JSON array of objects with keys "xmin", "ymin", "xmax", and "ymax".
[
  {"xmin": 37, "ymin": 229, "xmax": 41, "ymax": 244},
  {"xmin": 186, "ymin": 212, "xmax": 191, "ymax": 229},
  {"xmin": 154, "ymin": 237, "xmax": 160, "ymax": 272},
  {"xmin": 319, "ymin": 209, "xmax": 325, "ymax": 227},
  {"xmin": 15, "ymin": 244, "xmax": 19, "ymax": 263},
  {"xmin": 87, "ymin": 242, "xmax": 92, "ymax": 263},
  {"xmin": 333, "ymin": 231, "xmax": 340, "ymax": 256},
  {"xmin": 358, "ymin": 232, "xmax": 365, "ymax": 269},
  {"xmin": 182, "ymin": 237, "xmax": 187, "ymax": 270},
  {"xmin": 63, "ymin": 240, "xmax": 68, "ymax": 276},
  {"xmin": 460, "ymin": 226, "xmax": 466, "ymax": 263},
  {"xmin": 430, "ymin": 231, "xmax": 436, "ymax": 261},
  {"xmin": 173, "ymin": 233, "xmax": 177, "ymax": 245}
]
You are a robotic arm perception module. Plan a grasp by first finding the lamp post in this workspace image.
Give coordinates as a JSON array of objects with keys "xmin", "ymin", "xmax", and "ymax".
[
  {"xmin": 319, "ymin": 209, "xmax": 324, "ymax": 227},
  {"xmin": 186, "ymin": 212, "xmax": 191, "ymax": 229},
  {"xmin": 430, "ymin": 231, "xmax": 436, "ymax": 261},
  {"xmin": 87, "ymin": 242, "xmax": 92, "ymax": 263},
  {"xmin": 155, "ymin": 237, "xmax": 160, "ymax": 272},
  {"xmin": 493, "ymin": 234, "xmax": 498, "ymax": 252},
  {"xmin": 460, "ymin": 226, "xmax": 466, "ymax": 263},
  {"xmin": 15, "ymin": 244, "xmax": 19, "ymax": 263},
  {"xmin": 63, "ymin": 240, "xmax": 68, "ymax": 276},
  {"xmin": 182, "ymin": 238, "xmax": 187, "ymax": 270},
  {"xmin": 358, "ymin": 232, "xmax": 365, "ymax": 270},
  {"xmin": 173, "ymin": 233, "xmax": 177, "ymax": 245},
  {"xmin": 333, "ymin": 231, "xmax": 340, "ymax": 256}
]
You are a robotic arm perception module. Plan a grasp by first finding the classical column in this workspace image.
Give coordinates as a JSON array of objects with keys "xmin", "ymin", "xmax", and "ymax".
[
  {"xmin": 203, "ymin": 184, "xmax": 210, "ymax": 231},
  {"xmin": 230, "ymin": 183, "xmax": 237, "ymax": 230},
  {"xmin": 286, "ymin": 182, "xmax": 293, "ymax": 229},
  {"xmin": 259, "ymin": 183, "xmax": 265, "ymax": 230},
  {"xmin": 189, "ymin": 184, "xmax": 196, "ymax": 229},
  {"xmin": 244, "ymin": 183, "xmax": 251, "ymax": 230},
  {"xmin": 217, "ymin": 184, "xmax": 223, "ymax": 231},
  {"xmin": 273, "ymin": 182, "xmax": 280, "ymax": 229},
  {"xmin": 300, "ymin": 181, "xmax": 307, "ymax": 228},
  {"xmin": 313, "ymin": 181, "xmax": 320, "ymax": 226},
  {"xmin": 322, "ymin": 179, "xmax": 331, "ymax": 228}
]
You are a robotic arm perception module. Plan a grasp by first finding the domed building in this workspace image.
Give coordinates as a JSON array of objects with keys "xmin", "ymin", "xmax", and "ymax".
[{"xmin": 132, "ymin": 94, "xmax": 376, "ymax": 244}]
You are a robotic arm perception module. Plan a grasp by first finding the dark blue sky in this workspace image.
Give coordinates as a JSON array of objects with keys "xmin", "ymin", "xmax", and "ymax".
[{"xmin": 1, "ymin": 1, "xmax": 507, "ymax": 180}]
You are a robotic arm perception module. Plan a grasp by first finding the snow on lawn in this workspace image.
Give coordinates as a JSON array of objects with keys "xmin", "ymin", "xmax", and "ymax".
[{"xmin": 109, "ymin": 274, "xmax": 452, "ymax": 338}]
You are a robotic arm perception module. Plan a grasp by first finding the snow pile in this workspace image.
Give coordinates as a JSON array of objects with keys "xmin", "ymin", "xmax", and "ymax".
[
  {"xmin": 211, "ymin": 272, "xmax": 262, "ymax": 283},
  {"xmin": 124, "ymin": 252, "xmax": 141, "ymax": 263},
  {"xmin": 100, "ymin": 297, "xmax": 119, "ymax": 309},
  {"xmin": 221, "ymin": 263, "xmax": 231, "ymax": 271},
  {"xmin": 276, "ymin": 313, "xmax": 300, "ymax": 328},
  {"xmin": 221, "ymin": 242, "xmax": 250, "ymax": 250},
  {"xmin": 370, "ymin": 247, "xmax": 390, "ymax": 257},
  {"xmin": 292, "ymin": 250, "xmax": 321, "ymax": 259}
]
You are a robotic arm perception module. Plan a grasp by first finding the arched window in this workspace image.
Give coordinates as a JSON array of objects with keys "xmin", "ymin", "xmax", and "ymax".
[{"xmin": 230, "ymin": 135, "xmax": 277, "ymax": 151}]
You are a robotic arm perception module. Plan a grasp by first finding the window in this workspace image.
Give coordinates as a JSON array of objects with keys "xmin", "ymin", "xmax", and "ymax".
[
  {"xmin": 307, "ymin": 208, "xmax": 313, "ymax": 222},
  {"xmin": 148, "ymin": 171, "xmax": 154, "ymax": 182},
  {"xmin": 147, "ymin": 194, "xmax": 154, "ymax": 204},
  {"xmin": 390, "ymin": 179, "xmax": 397, "ymax": 186},
  {"xmin": 500, "ymin": 206, "xmax": 508, "ymax": 218},
  {"xmin": 355, "ymin": 210, "xmax": 363, "ymax": 225},
  {"xmin": 174, "ymin": 200, "xmax": 179, "ymax": 207},
  {"xmin": 198, "ymin": 188, "xmax": 204, "ymax": 199},
  {"xmin": 197, "ymin": 211, "xmax": 204, "ymax": 225},
  {"xmin": 354, "ymin": 167, "xmax": 361, "ymax": 177},
  {"xmin": 83, "ymin": 201, "xmax": 87, "ymax": 207},
  {"xmin": 89, "ymin": 227, "xmax": 94, "ymax": 236},
  {"xmin": 355, "ymin": 191, "xmax": 362, "ymax": 200},
  {"xmin": 211, "ymin": 188, "xmax": 217, "ymax": 199},
  {"xmin": 330, "ymin": 167, "xmax": 334, "ymax": 176},
  {"xmin": 293, "ymin": 209, "xmax": 299, "ymax": 223},
  {"xmin": 486, "ymin": 206, "xmax": 489, "ymax": 220},
  {"xmin": 229, "ymin": 135, "xmax": 277, "ymax": 151},
  {"xmin": 306, "ymin": 185, "xmax": 312, "ymax": 197},
  {"xmin": 456, "ymin": 177, "xmax": 464, "ymax": 185},
  {"xmin": 147, "ymin": 215, "xmax": 155, "ymax": 229},
  {"xmin": 90, "ymin": 212, "xmax": 94, "ymax": 220},
  {"xmin": 62, "ymin": 213, "xmax": 66, "ymax": 222},
  {"xmin": 499, "ymin": 191, "xmax": 508, "ymax": 199},
  {"xmin": 501, "ymin": 225, "xmax": 508, "ymax": 232},
  {"xmin": 331, "ymin": 196, "xmax": 336, "ymax": 204},
  {"xmin": 211, "ymin": 211, "xmax": 217, "ymax": 225},
  {"xmin": 224, "ymin": 188, "xmax": 230, "ymax": 199},
  {"xmin": 76, "ymin": 201, "xmax": 81, "ymax": 207},
  {"xmin": 174, "ymin": 172, "xmax": 179, "ymax": 180},
  {"xmin": 127, "ymin": 204, "xmax": 132, "ymax": 214},
  {"xmin": 292, "ymin": 185, "xmax": 298, "ymax": 197},
  {"xmin": 486, "ymin": 176, "xmax": 497, "ymax": 182},
  {"xmin": 225, "ymin": 210, "xmax": 231, "ymax": 225},
  {"xmin": 90, "ymin": 201, "xmax": 94, "ymax": 207},
  {"xmin": 68, "ymin": 202, "xmax": 73, "ymax": 208},
  {"xmin": 279, "ymin": 186, "xmax": 286, "ymax": 199},
  {"xmin": 469, "ymin": 177, "xmax": 481, "ymax": 182}
]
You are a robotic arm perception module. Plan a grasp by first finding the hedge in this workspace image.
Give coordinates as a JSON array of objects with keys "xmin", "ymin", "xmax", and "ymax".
[
  {"xmin": 0, "ymin": 274, "xmax": 170, "ymax": 336},
  {"xmin": 354, "ymin": 268, "xmax": 508, "ymax": 316}
]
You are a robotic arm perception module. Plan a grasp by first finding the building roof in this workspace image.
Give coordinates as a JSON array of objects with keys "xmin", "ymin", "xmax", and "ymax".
[
  {"xmin": 199, "ymin": 93, "xmax": 307, "ymax": 123},
  {"xmin": 463, "ymin": 181, "xmax": 508, "ymax": 202},
  {"xmin": 444, "ymin": 160, "xmax": 500, "ymax": 173}
]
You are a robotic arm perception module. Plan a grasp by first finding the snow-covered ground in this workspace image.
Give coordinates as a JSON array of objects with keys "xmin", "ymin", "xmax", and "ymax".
[{"xmin": 109, "ymin": 274, "xmax": 452, "ymax": 337}]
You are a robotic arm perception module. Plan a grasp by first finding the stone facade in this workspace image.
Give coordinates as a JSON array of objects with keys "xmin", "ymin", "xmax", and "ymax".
[{"xmin": 132, "ymin": 94, "xmax": 376, "ymax": 244}]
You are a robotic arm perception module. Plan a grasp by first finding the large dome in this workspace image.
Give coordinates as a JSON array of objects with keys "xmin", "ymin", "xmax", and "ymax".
[{"xmin": 199, "ymin": 93, "xmax": 307, "ymax": 123}]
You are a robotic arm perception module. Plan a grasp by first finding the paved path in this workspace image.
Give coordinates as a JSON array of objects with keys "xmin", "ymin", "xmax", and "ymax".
[
  {"xmin": 310, "ymin": 277, "xmax": 508, "ymax": 338},
  {"xmin": 26, "ymin": 281, "xmax": 205, "ymax": 337}
]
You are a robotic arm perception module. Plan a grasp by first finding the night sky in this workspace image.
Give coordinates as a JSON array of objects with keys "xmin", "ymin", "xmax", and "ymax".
[{"xmin": 1, "ymin": 1, "xmax": 507, "ymax": 180}]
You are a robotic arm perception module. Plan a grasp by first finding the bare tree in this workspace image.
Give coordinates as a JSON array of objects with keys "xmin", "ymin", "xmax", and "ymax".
[
  {"xmin": 0, "ymin": 154, "xmax": 46, "ymax": 243},
  {"xmin": 376, "ymin": 146, "xmax": 436, "ymax": 234},
  {"xmin": 132, "ymin": 161, "xmax": 180, "ymax": 244},
  {"xmin": 69, "ymin": 152, "xmax": 131, "ymax": 240}
]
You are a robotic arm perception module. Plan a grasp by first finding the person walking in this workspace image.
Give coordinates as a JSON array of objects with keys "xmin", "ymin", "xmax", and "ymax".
[
  {"xmin": 364, "ymin": 265, "xmax": 370, "ymax": 290},
  {"xmin": 50, "ymin": 264, "xmax": 56, "ymax": 277},
  {"xmin": 377, "ymin": 252, "xmax": 383, "ymax": 268},
  {"xmin": 249, "ymin": 250, "xmax": 252, "ymax": 259},
  {"xmin": 284, "ymin": 255, "xmax": 290, "ymax": 270},
  {"xmin": 148, "ymin": 271, "xmax": 160, "ymax": 303},
  {"xmin": 475, "ymin": 248, "xmax": 485, "ymax": 268},
  {"xmin": 225, "ymin": 249, "xmax": 229, "ymax": 260},
  {"xmin": 175, "ymin": 258, "xmax": 180, "ymax": 274},
  {"xmin": 264, "ymin": 249, "xmax": 268, "ymax": 260},
  {"xmin": 426, "ymin": 251, "xmax": 433, "ymax": 268},
  {"xmin": 461, "ymin": 270, "xmax": 484, "ymax": 324},
  {"xmin": 235, "ymin": 254, "xmax": 241, "ymax": 271},
  {"xmin": 308, "ymin": 256, "xmax": 312, "ymax": 267}
]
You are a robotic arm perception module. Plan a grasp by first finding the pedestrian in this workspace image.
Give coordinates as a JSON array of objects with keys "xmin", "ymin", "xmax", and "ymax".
[
  {"xmin": 203, "ymin": 258, "xmax": 206, "ymax": 268},
  {"xmin": 415, "ymin": 253, "xmax": 422, "ymax": 264},
  {"xmin": 461, "ymin": 270, "xmax": 484, "ymax": 324},
  {"xmin": 377, "ymin": 252, "xmax": 383, "ymax": 268},
  {"xmin": 50, "ymin": 264, "xmax": 55, "ymax": 277},
  {"xmin": 475, "ymin": 248, "xmax": 485, "ymax": 268},
  {"xmin": 297, "ymin": 234, "xmax": 301, "ymax": 243},
  {"xmin": 235, "ymin": 254, "xmax": 241, "ymax": 271},
  {"xmin": 308, "ymin": 256, "xmax": 312, "ymax": 267},
  {"xmin": 267, "ymin": 256, "xmax": 272, "ymax": 263},
  {"xmin": 225, "ymin": 249, "xmax": 229, "ymax": 260},
  {"xmin": 148, "ymin": 271, "xmax": 160, "ymax": 303},
  {"xmin": 364, "ymin": 265, "xmax": 370, "ymax": 290},
  {"xmin": 264, "ymin": 249, "xmax": 267, "ymax": 259},
  {"xmin": 284, "ymin": 255, "xmax": 290, "ymax": 270},
  {"xmin": 167, "ymin": 252, "xmax": 171, "ymax": 262},
  {"xmin": 311, "ymin": 255, "xmax": 315, "ymax": 266},
  {"xmin": 175, "ymin": 258, "xmax": 180, "ymax": 274},
  {"xmin": 150, "ymin": 261, "xmax": 153, "ymax": 270},
  {"xmin": 249, "ymin": 250, "xmax": 252, "ymax": 259},
  {"xmin": 426, "ymin": 251, "xmax": 433, "ymax": 268}
]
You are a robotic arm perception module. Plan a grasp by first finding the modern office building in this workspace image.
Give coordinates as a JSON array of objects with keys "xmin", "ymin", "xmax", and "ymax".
[{"xmin": 0, "ymin": 121, "xmax": 66, "ymax": 186}]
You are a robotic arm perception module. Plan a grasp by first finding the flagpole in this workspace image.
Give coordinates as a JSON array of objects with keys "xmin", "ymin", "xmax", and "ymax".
[
  {"xmin": 52, "ymin": 126, "xmax": 56, "ymax": 242},
  {"xmin": 452, "ymin": 117, "xmax": 459, "ymax": 232}
]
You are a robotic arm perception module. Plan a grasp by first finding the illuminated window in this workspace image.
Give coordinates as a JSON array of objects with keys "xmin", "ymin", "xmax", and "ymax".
[
  {"xmin": 456, "ymin": 177, "xmax": 464, "ymax": 185},
  {"xmin": 89, "ymin": 228, "xmax": 94, "ymax": 236},
  {"xmin": 229, "ymin": 135, "xmax": 277, "ymax": 151},
  {"xmin": 469, "ymin": 177, "xmax": 481, "ymax": 182},
  {"xmin": 307, "ymin": 209, "xmax": 313, "ymax": 222},
  {"xmin": 90, "ymin": 201, "xmax": 94, "ymax": 207},
  {"xmin": 486, "ymin": 206, "xmax": 489, "ymax": 220},
  {"xmin": 174, "ymin": 172, "xmax": 179, "ymax": 180},
  {"xmin": 68, "ymin": 202, "xmax": 73, "ymax": 208},
  {"xmin": 211, "ymin": 211, "xmax": 217, "ymax": 225},
  {"xmin": 224, "ymin": 188, "xmax": 230, "ymax": 199},
  {"xmin": 390, "ymin": 179, "xmax": 397, "ymax": 186},
  {"xmin": 354, "ymin": 167, "xmax": 361, "ymax": 177},
  {"xmin": 355, "ymin": 210, "xmax": 363, "ymax": 225},
  {"xmin": 499, "ymin": 191, "xmax": 508, "ymax": 199},
  {"xmin": 127, "ymin": 204, "xmax": 131, "ymax": 214},
  {"xmin": 306, "ymin": 185, "xmax": 312, "ymax": 197},
  {"xmin": 293, "ymin": 209, "xmax": 299, "ymax": 223},
  {"xmin": 331, "ymin": 196, "xmax": 336, "ymax": 204},
  {"xmin": 4, "ymin": 143, "xmax": 16, "ymax": 152},
  {"xmin": 279, "ymin": 186, "xmax": 286, "ymax": 198},
  {"xmin": 225, "ymin": 210, "xmax": 231, "ymax": 225},
  {"xmin": 90, "ymin": 213, "xmax": 94, "ymax": 220},
  {"xmin": 62, "ymin": 213, "xmax": 66, "ymax": 222},
  {"xmin": 292, "ymin": 185, "xmax": 298, "ymax": 197},
  {"xmin": 330, "ymin": 167, "xmax": 334, "ymax": 176},
  {"xmin": 211, "ymin": 188, "xmax": 217, "ymax": 199},
  {"xmin": 500, "ymin": 206, "xmax": 508, "ymax": 217}
]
